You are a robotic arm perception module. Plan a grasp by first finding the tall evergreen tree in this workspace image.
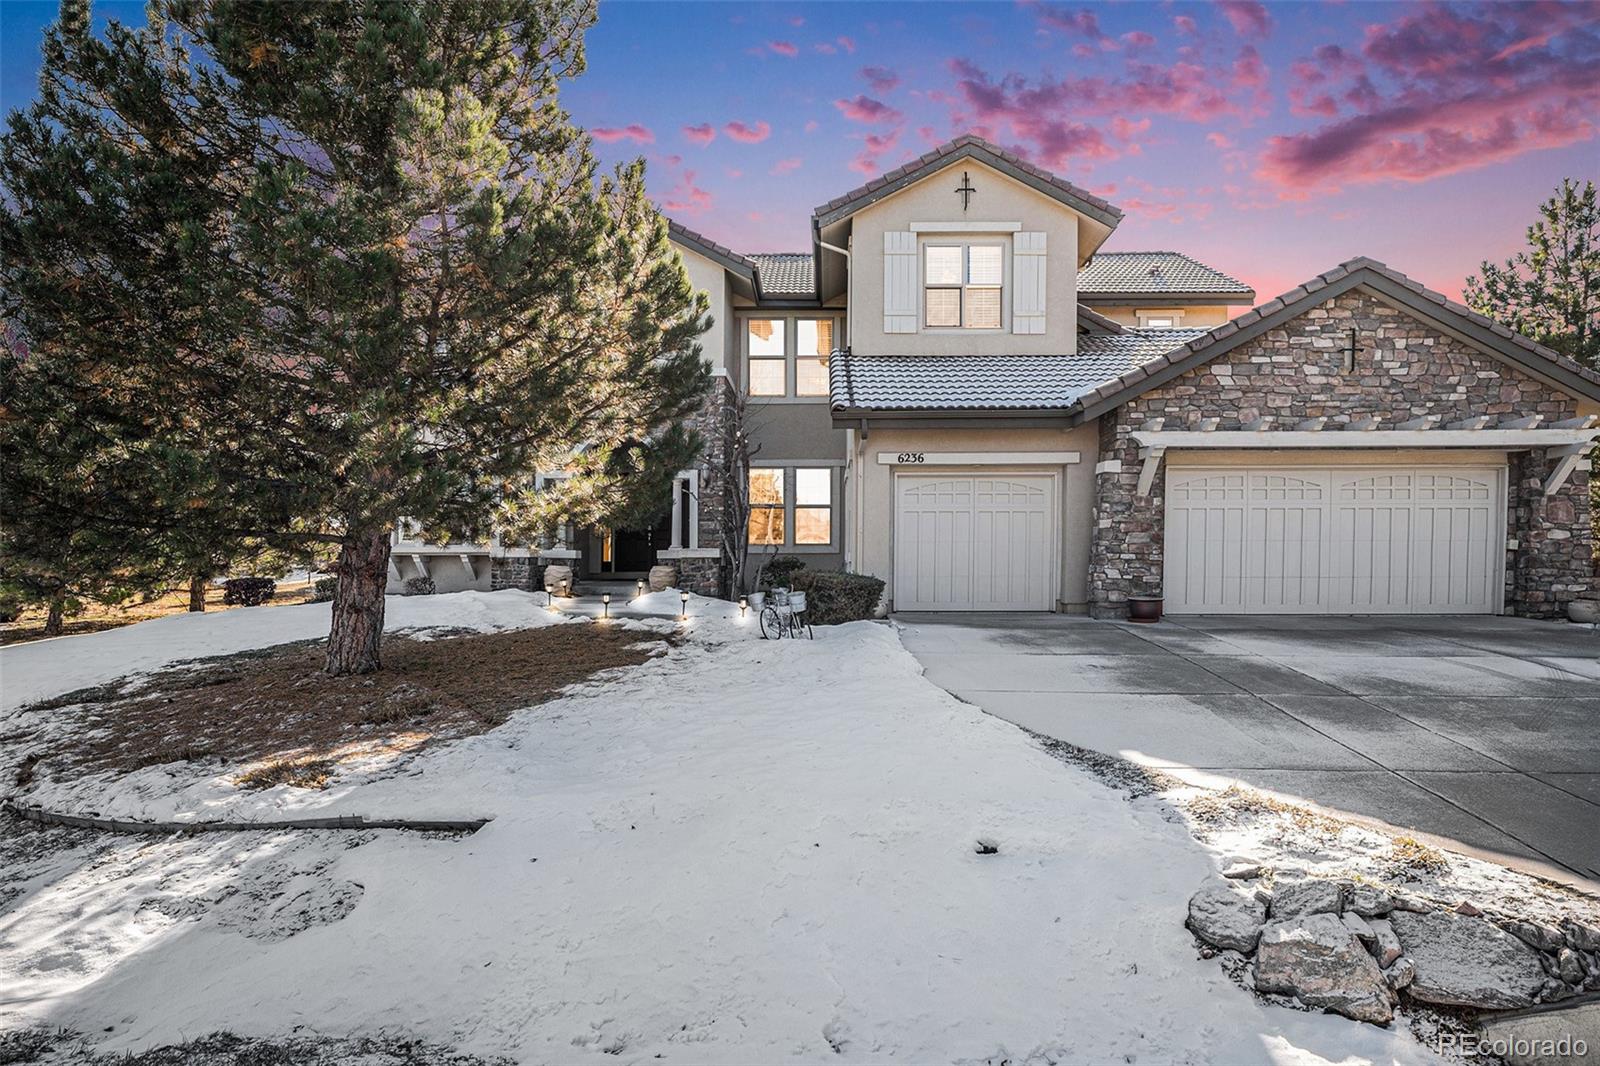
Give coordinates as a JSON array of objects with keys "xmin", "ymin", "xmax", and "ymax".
[
  {"xmin": 1465, "ymin": 178, "xmax": 1600, "ymax": 370},
  {"xmin": 2, "ymin": 0, "xmax": 710, "ymax": 672}
]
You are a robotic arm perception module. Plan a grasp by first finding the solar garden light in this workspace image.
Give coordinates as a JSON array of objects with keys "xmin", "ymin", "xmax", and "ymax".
[
  {"xmin": 636, "ymin": 579, "xmax": 645, "ymax": 599},
  {"xmin": 739, "ymin": 595, "xmax": 748, "ymax": 617},
  {"xmin": 601, "ymin": 592, "xmax": 610, "ymax": 618},
  {"xmin": 680, "ymin": 590, "xmax": 689, "ymax": 620}
]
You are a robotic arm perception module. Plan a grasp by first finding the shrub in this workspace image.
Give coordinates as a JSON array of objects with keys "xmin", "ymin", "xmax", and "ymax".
[
  {"xmin": 404, "ymin": 576, "xmax": 436, "ymax": 596},
  {"xmin": 790, "ymin": 570, "xmax": 885, "ymax": 625},
  {"xmin": 222, "ymin": 577, "xmax": 276, "ymax": 607},
  {"xmin": 758, "ymin": 554, "xmax": 806, "ymax": 589},
  {"xmin": 310, "ymin": 576, "xmax": 338, "ymax": 603}
]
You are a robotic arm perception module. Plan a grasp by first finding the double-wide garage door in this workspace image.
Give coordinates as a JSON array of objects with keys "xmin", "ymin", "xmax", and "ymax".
[
  {"xmin": 1164, "ymin": 464, "xmax": 1505, "ymax": 614},
  {"xmin": 895, "ymin": 474, "xmax": 1056, "ymax": 611}
]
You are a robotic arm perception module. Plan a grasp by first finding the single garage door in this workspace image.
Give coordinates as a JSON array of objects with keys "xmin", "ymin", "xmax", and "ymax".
[
  {"xmin": 1164, "ymin": 465, "xmax": 1504, "ymax": 614},
  {"xmin": 895, "ymin": 474, "xmax": 1056, "ymax": 611}
]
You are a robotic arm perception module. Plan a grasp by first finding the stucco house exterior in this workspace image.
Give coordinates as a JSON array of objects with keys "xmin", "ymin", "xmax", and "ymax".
[{"xmin": 399, "ymin": 134, "xmax": 1600, "ymax": 619}]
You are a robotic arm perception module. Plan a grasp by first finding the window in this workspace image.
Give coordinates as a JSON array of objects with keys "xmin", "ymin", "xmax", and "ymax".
[
  {"xmin": 794, "ymin": 468, "xmax": 832, "ymax": 545},
  {"xmin": 925, "ymin": 243, "xmax": 1003, "ymax": 329},
  {"xmin": 748, "ymin": 468, "xmax": 784, "ymax": 545},
  {"xmin": 1136, "ymin": 310, "xmax": 1183, "ymax": 328},
  {"xmin": 747, "ymin": 319, "xmax": 785, "ymax": 396},
  {"xmin": 795, "ymin": 319, "xmax": 832, "ymax": 397}
]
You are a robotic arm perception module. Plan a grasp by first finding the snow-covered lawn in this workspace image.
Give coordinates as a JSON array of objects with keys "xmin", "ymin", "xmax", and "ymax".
[{"xmin": 1, "ymin": 591, "xmax": 1451, "ymax": 1063}]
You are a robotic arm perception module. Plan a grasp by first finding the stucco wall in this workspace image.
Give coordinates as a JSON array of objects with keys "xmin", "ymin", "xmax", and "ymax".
[
  {"xmin": 848, "ymin": 159, "xmax": 1083, "ymax": 357},
  {"xmin": 675, "ymin": 244, "xmax": 732, "ymax": 374},
  {"xmin": 1089, "ymin": 287, "xmax": 1593, "ymax": 619},
  {"xmin": 852, "ymin": 423, "xmax": 1099, "ymax": 610},
  {"xmin": 1090, "ymin": 305, "xmax": 1236, "ymax": 328}
]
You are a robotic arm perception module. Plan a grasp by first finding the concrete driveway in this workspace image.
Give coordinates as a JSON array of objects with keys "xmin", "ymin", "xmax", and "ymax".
[{"xmin": 897, "ymin": 612, "xmax": 1600, "ymax": 891}]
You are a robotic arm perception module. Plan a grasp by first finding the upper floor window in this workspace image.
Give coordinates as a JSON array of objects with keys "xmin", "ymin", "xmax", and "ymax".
[
  {"xmin": 1136, "ymin": 310, "xmax": 1183, "ymax": 328},
  {"xmin": 743, "ymin": 316, "xmax": 840, "ymax": 399},
  {"xmin": 925, "ymin": 243, "xmax": 1003, "ymax": 329}
]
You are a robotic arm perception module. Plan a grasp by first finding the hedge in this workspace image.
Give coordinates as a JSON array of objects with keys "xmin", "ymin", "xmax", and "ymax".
[
  {"xmin": 404, "ymin": 576, "xmax": 436, "ymax": 596},
  {"xmin": 221, "ymin": 577, "xmax": 275, "ymax": 607},
  {"xmin": 789, "ymin": 570, "xmax": 885, "ymax": 625},
  {"xmin": 310, "ymin": 576, "xmax": 337, "ymax": 603}
]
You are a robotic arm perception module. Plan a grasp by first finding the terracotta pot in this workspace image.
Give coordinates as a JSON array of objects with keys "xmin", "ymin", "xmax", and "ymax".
[{"xmin": 1127, "ymin": 596, "xmax": 1164, "ymax": 624}]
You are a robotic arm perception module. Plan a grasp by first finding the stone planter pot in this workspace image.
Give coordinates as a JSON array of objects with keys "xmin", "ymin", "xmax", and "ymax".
[
  {"xmin": 648, "ymin": 564, "xmax": 678, "ymax": 593},
  {"xmin": 1568, "ymin": 599, "xmax": 1600, "ymax": 624},
  {"xmin": 1127, "ymin": 596, "xmax": 1164, "ymax": 624},
  {"xmin": 542, "ymin": 564, "xmax": 573, "ymax": 597}
]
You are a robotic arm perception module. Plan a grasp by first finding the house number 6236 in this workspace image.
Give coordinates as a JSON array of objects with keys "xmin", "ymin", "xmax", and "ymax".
[{"xmin": 898, "ymin": 452, "xmax": 926, "ymax": 463}]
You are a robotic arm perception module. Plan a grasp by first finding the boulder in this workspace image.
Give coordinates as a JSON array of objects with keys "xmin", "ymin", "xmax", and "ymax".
[
  {"xmin": 1222, "ymin": 863, "xmax": 1264, "ymax": 881},
  {"xmin": 647, "ymin": 564, "xmax": 678, "ymax": 593},
  {"xmin": 1556, "ymin": 948, "xmax": 1584, "ymax": 985},
  {"xmin": 1346, "ymin": 885, "xmax": 1394, "ymax": 918},
  {"xmin": 1390, "ymin": 910, "xmax": 1547, "ymax": 1010},
  {"xmin": 1188, "ymin": 876, "xmax": 1268, "ymax": 954},
  {"xmin": 542, "ymin": 564, "xmax": 574, "ymax": 595},
  {"xmin": 1384, "ymin": 957, "xmax": 1416, "ymax": 991},
  {"xmin": 1270, "ymin": 879, "xmax": 1344, "ymax": 920},
  {"xmin": 1254, "ymin": 914, "xmax": 1394, "ymax": 1025},
  {"xmin": 1342, "ymin": 913, "xmax": 1376, "ymax": 943},
  {"xmin": 1563, "ymin": 920, "xmax": 1600, "ymax": 952},
  {"xmin": 1501, "ymin": 918, "xmax": 1565, "ymax": 953},
  {"xmin": 1368, "ymin": 918, "xmax": 1403, "ymax": 967}
]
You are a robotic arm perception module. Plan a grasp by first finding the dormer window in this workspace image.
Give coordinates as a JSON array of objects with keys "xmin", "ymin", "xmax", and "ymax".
[{"xmin": 924, "ymin": 243, "xmax": 1004, "ymax": 329}]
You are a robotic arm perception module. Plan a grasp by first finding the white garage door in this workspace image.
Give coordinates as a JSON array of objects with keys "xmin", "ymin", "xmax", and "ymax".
[
  {"xmin": 895, "ymin": 474, "xmax": 1056, "ymax": 611},
  {"xmin": 1164, "ymin": 465, "xmax": 1504, "ymax": 614}
]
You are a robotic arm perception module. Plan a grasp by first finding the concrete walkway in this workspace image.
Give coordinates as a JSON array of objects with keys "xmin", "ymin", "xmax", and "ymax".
[{"xmin": 897, "ymin": 612, "xmax": 1600, "ymax": 893}]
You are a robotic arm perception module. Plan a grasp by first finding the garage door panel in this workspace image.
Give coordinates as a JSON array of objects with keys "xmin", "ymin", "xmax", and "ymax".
[
  {"xmin": 1167, "ymin": 464, "xmax": 1501, "ymax": 615},
  {"xmin": 896, "ymin": 474, "xmax": 1054, "ymax": 611}
]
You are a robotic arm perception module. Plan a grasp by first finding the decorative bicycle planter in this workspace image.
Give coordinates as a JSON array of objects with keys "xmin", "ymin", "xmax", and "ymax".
[{"xmin": 758, "ymin": 587, "xmax": 813, "ymax": 640}]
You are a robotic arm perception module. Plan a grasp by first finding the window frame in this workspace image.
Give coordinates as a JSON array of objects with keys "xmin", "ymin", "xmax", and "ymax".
[
  {"xmin": 743, "ymin": 465, "xmax": 839, "ymax": 551},
  {"xmin": 740, "ymin": 314, "xmax": 844, "ymax": 402},
  {"xmin": 747, "ymin": 466, "xmax": 785, "ymax": 546},
  {"xmin": 922, "ymin": 240, "xmax": 1007, "ymax": 331},
  {"xmin": 1136, "ymin": 309, "xmax": 1185, "ymax": 329}
]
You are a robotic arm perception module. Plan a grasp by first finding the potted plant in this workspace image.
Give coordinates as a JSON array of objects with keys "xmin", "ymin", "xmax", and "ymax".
[{"xmin": 1127, "ymin": 584, "xmax": 1163, "ymax": 624}]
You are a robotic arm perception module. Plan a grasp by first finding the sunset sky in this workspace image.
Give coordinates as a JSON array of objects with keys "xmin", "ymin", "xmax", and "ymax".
[{"xmin": 5, "ymin": 1, "xmax": 1596, "ymax": 304}]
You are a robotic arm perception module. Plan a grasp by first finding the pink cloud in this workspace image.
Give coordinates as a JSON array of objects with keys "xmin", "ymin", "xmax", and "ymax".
[
  {"xmin": 724, "ymin": 120, "xmax": 772, "ymax": 144},
  {"xmin": 662, "ymin": 168, "xmax": 712, "ymax": 215},
  {"xmin": 834, "ymin": 94, "xmax": 904, "ymax": 125},
  {"xmin": 681, "ymin": 123, "xmax": 716, "ymax": 146},
  {"xmin": 592, "ymin": 124, "xmax": 655, "ymax": 145},
  {"xmin": 1217, "ymin": 1, "xmax": 1273, "ymax": 39},
  {"xmin": 803, "ymin": 119, "xmax": 820, "ymax": 133},
  {"xmin": 770, "ymin": 157, "xmax": 803, "ymax": 175},
  {"xmin": 1031, "ymin": 4, "xmax": 1105, "ymax": 40},
  {"xmin": 1290, "ymin": 44, "xmax": 1365, "ymax": 87},
  {"xmin": 767, "ymin": 40, "xmax": 798, "ymax": 57},
  {"xmin": 788, "ymin": 15, "xmax": 805, "ymax": 27},
  {"xmin": 1173, "ymin": 14, "xmax": 1197, "ymax": 35},
  {"xmin": 1258, "ymin": 4, "xmax": 1600, "ymax": 193},
  {"xmin": 1110, "ymin": 116, "xmax": 1151, "ymax": 140},
  {"xmin": 849, "ymin": 129, "xmax": 903, "ymax": 176},
  {"xmin": 1121, "ymin": 30, "xmax": 1157, "ymax": 52},
  {"xmin": 1206, "ymin": 132, "xmax": 1234, "ymax": 149},
  {"xmin": 837, "ymin": 35, "xmax": 856, "ymax": 53},
  {"xmin": 861, "ymin": 66, "xmax": 901, "ymax": 92},
  {"xmin": 814, "ymin": 42, "xmax": 837, "ymax": 54}
]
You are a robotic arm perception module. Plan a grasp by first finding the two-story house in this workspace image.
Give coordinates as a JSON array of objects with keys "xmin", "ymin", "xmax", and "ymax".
[{"xmin": 400, "ymin": 135, "xmax": 1599, "ymax": 619}]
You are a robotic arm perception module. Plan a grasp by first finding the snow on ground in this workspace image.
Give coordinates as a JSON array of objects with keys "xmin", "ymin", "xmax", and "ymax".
[
  {"xmin": 1, "ymin": 591, "xmax": 1449, "ymax": 1063},
  {"xmin": 0, "ymin": 589, "xmax": 570, "ymax": 714}
]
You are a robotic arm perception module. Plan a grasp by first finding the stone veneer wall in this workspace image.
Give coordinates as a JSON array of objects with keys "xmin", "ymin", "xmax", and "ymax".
[
  {"xmin": 1090, "ymin": 289, "xmax": 1593, "ymax": 619},
  {"xmin": 490, "ymin": 556, "xmax": 543, "ymax": 592},
  {"xmin": 665, "ymin": 375, "xmax": 734, "ymax": 598}
]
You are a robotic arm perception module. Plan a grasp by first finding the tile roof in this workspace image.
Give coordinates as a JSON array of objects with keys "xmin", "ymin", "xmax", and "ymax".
[
  {"xmin": 667, "ymin": 219, "xmax": 756, "ymax": 276},
  {"xmin": 1076, "ymin": 303, "xmax": 1125, "ymax": 335},
  {"xmin": 829, "ymin": 330, "xmax": 1204, "ymax": 412},
  {"xmin": 1074, "ymin": 256, "xmax": 1600, "ymax": 417},
  {"xmin": 1078, "ymin": 251, "xmax": 1253, "ymax": 297},
  {"xmin": 813, "ymin": 134, "xmax": 1123, "ymax": 229},
  {"xmin": 749, "ymin": 253, "xmax": 815, "ymax": 298}
]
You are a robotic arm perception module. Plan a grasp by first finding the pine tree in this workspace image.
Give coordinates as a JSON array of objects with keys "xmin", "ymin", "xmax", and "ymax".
[
  {"xmin": 2, "ymin": 1, "xmax": 710, "ymax": 672},
  {"xmin": 1465, "ymin": 179, "xmax": 1600, "ymax": 370}
]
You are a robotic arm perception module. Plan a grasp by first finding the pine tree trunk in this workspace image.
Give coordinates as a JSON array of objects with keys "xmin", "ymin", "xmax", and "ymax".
[
  {"xmin": 324, "ymin": 529, "xmax": 391, "ymax": 676},
  {"xmin": 43, "ymin": 593, "xmax": 65, "ymax": 637},
  {"xmin": 188, "ymin": 574, "xmax": 207, "ymax": 612}
]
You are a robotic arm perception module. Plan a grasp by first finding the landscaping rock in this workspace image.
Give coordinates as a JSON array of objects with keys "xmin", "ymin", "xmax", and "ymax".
[
  {"xmin": 1270, "ymin": 879, "xmax": 1344, "ymax": 920},
  {"xmin": 1346, "ymin": 885, "xmax": 1394, "ymax": 918},
  {"xmin": 1556, "ymin": 948, "xmax": 1585, "ymax": 985},
  {"xmin": 1390, "ymin": 894, "xmax": 1431, "ymax": 914},
  {"xmin": 1342, "ymin": 913, "xmax": 1376, "ymax": 943},
  {"xmin": 1539, "ymin": 978, "xmax": 1576, "ymax": 1003},
  {"xmin": 1187, "ymin": 876, "xmax": 1268, "ymax": 953},
  {"xmin": 1454, "ymin": 900, "xmax": 1484, "ymax": 917},
  {"xmin": 647, "ymin": 564, "xmax": 677, "ymax": 593},
  {"xmin": 1254, "ymin": 914, "xmax": 1394, "ymax": 1025},
  {"xmin": 1502, "ymin": 918, "xmax": 1565, "ymax": 953},
  {"xmin": 1222, "ymin": 863, "xmax": 1263, "ymax": 881},
  {"xmin": 1384, "ymin": 957, "xmax": 1415, "ymax": 992},
  {"xmin": 1563, "ymin": 920, "xmax": 1600, "ymax": 952},
  {"xmin": 1368, "ymin": 919, "xmax": 1403, "ymax": 967},
  {"xmin": 1390, "ymin": 910, "xmax": 1547, "ymax": 1010}
]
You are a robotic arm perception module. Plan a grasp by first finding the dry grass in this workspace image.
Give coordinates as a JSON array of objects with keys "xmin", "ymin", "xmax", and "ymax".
[
  {"xmin": 1, "ymin": 580, "xmax": 317, "ymax": 646},
  {"xmin": 19, "ymin": 624, "xmax": 667, "ymax": 788},
  {"xmin": 1386, "ymin": 835, "xmax": 1450, "ymax": 875}
]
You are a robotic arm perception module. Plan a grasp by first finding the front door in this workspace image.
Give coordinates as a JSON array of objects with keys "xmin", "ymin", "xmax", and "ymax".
[{"xmin": 601, "ymin": 511, "xmax": 672, "ymax": 576}]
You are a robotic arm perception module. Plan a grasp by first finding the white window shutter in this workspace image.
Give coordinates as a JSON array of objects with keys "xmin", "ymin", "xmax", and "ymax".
[
  {"xmin": 1012, "ymin": 231, "xmax": 1047, "ymax": 335},
  {"xmin": 883, "ymin": 230, "xmax": 918, "ymax": 333}
]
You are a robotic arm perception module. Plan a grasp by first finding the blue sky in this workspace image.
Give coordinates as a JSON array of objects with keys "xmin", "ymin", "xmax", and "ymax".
[{"xmin": 5, "ymin": 1, "xmax": 1596, "ymax": 302}]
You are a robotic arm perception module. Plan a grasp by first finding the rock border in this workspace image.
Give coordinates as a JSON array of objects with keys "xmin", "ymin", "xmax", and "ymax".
[{"xmin": 6, "ymin": 802, "xmax": 489, "ymax": 835}]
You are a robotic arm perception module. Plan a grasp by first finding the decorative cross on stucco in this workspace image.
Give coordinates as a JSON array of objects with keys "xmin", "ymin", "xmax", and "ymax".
[{"xmin": 955, "ymin": 171, "xmax": 975, "ymax": 211}]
